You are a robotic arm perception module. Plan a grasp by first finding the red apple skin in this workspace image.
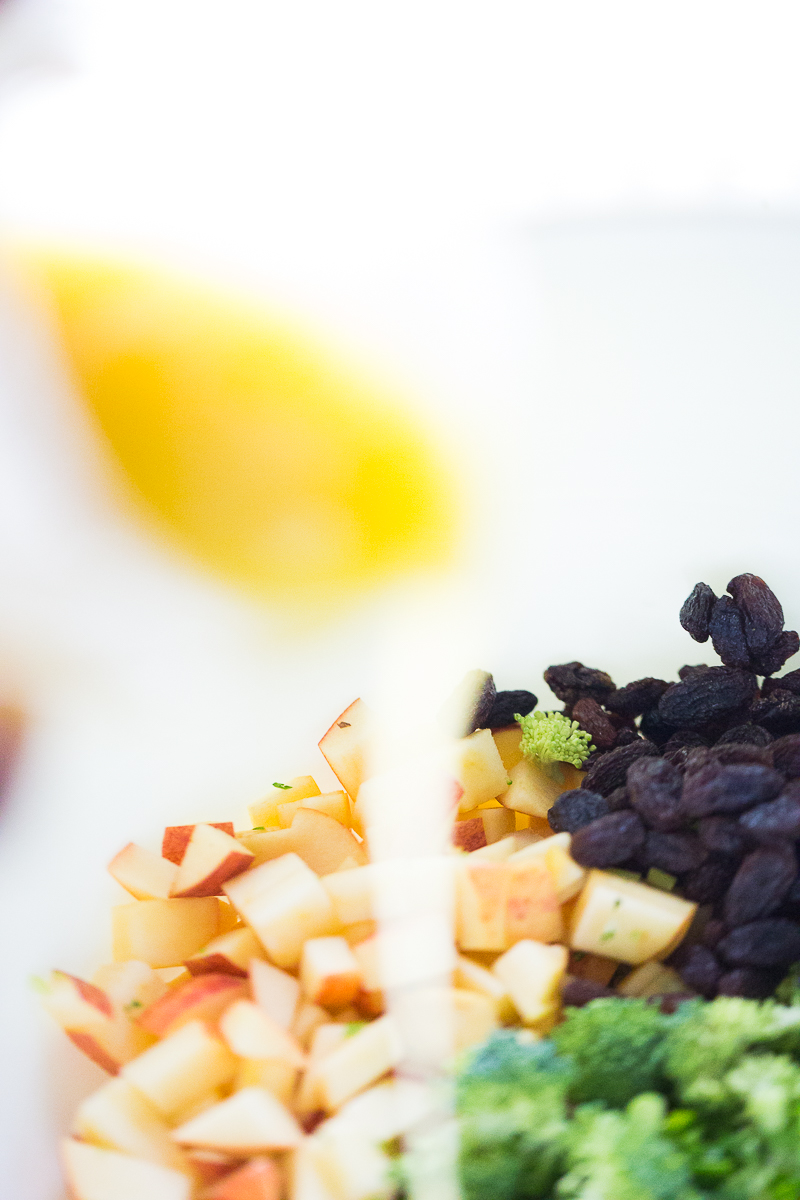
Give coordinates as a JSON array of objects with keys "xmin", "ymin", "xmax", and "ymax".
[
  {"xmin": 171, "ymin": 848, "xmax": 254, "ymax": 899},
  {"xmin": 185, "ymin": 952, "xmax": 249, "ymax": 979},
  {"xmin": 65, "ymin": 1031, "xmax": 122, "ymax": 1075},
  {"xmin": 56, "ymin": 972, "xmax": 115, "ymax": 1018},
  {"xmin": 162, "ymin": 823, "xmax": 235, "ymax": 865},
  {"xmin": 209, "ymin": 1156, "xmax": 282, "ymax": 1200},
  {"xmin": 187, "ymin": 1150, "xmax": 240, "ymax": 1185},
  {"xmin": 135, "ymin": 973, "xmax": 248, "ymax": 1037},
  {"xmin": 453, "ymin": 817, "xmax": 487, "ymax": 852}
]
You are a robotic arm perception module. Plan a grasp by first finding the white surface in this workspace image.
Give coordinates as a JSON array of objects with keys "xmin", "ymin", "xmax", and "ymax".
[{"xmin": 3, "ymin": 3, "xmax": 800, "ymax": 1198}]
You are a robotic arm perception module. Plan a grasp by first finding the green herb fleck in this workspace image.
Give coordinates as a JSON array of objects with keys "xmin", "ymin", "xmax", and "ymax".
[
  {"xmin": 608, "ymin": 868, "xmax": 641, "ymax": 882},
  {"xmin": 344, "ymin": 1022, "xmax": 366, "ymax": 1037},
  {"xmin": 251, "ymin": 826, "xmax": 266, "ymax": 832},
  {"xmin": 646, "ymin": 867, "xmax": 677, "ymax": 892},
  {"xmin": 600, "ymin": 930, "xmax": 616, "ymax": 942},
  {"xmin": 272, "ymin": 781, "xmax": 292, "ymax": 790},
  {"xmin": 125, "ymin": 999, "xmax": 144, "ymax": 1012}
]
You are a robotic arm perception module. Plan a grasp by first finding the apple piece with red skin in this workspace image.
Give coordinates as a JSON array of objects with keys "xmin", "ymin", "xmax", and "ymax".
[
  {"xmin": 186, "ymin": 1150, "xmax": 239, "ymax": 1186},
  {"xmin": 163, "ymin": 823, "xmax": 235, "ymax": 865},
  {"xmin": 300, "ymin": 937, "xmax": 362, "ymax": 1009},
  {"xmin": 318, "ymin": 699, "xmax": 374, "ymax": 799},
  {"xmin": 170, "ymin": 824, "xmax": 254, "ymax": 898},
  {"xmin": 108, "ymin": 843, "xmax": 178, "ymax": 900},
  {"xmin": 207, "ymin": 1156, "xmax": 282, "ymax": 1200},
  {"xmin": 39, "ymin": 971, "xmax": 154, "ymax": 1073},
  {"xmin": 452, "ymin": 817, "xmax": 487, "ymax": 852},
  {"xmin": 184, "ymin": 928, "xmax": 265, "ymax": 978},
  {"xmin": 136, "ymin": 973, "xmax": 249, "ymax": 1037}
]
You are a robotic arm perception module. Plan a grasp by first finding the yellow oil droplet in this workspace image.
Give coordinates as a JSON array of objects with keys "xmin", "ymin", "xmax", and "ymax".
[{"xmin": 12, "ymin": 251, "xmax": 462, "ymax": 606}]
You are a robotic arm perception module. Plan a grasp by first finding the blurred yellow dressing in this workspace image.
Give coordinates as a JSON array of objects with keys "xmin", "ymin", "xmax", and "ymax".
[{"xmin": 13, "ymin": 252, "xmax": 461, "ymax": 607}]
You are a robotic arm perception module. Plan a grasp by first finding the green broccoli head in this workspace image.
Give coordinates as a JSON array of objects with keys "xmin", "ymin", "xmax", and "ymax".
[
  {"xmin": 516, "ymin": 710, "xmax": 594, "ymax": 771},
  {"xmin": 457, "ymin": 1032, "xmax": 573, "ymax": 1200},
  {"xmin": 558, "ymin": 1093, "xmax": 701, "ymax": 1200},
  {"xmin": 551, "ymin": 998, "xmax": 672, "ymax": 1109}
]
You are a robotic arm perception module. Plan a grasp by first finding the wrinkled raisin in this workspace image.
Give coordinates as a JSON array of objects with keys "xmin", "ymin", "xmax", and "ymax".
[
  {"xmin": 701, "ymin": 918, "xmax": 727, "ymax": 949},
  {"xmin": 605, "ymin": 786, "xmax": 631, "ymax": 812},
  {"xmin": 643, "ymin": 831, "xmax": 707, "ymax": 874},
  {"xmin": 580, "ymin": 739, "xmax": 660, "ymax": 796},
  {"xmin": 561, "ymin": 978, "xmax": 616, "ymax": 1007},
  {"xmin": 547, "ymin": 789, "xmax": 609, "ymax": 834},
  {"xmin": 709, "ymin": 742, "xmax": 774, "ymax": 768},
  {"xmin": 486, "ymin": 689, "xmax": 537, "ymax": 729},
  {"xmin": 750, "ymin": 690, "xmax": 800, "ymax": 736},
  {"xmin": 723, "ymin": 846, "xmax": 797, "ymax": 926},
  {"xmin": 681, "ymin": 762, "xmax": 784, "ymax": 817},
  {"xmin": 716, "ymin": 723, "xmax": 773, "ymax": 747},
  {"xmin": 664, "ymin": 731, "xmax": 710, "ymax": 753},
  {"xmin": 571, "ymin": 697, "xmax": 617, "ymax": 750},
  {"xmin": 698, "ymin": 817, "xmax": 750, "ymax": 859},
  {"xmin": 680, "ymin": 582, "xmax": 717, "ymax": 643},
  {"xmin": 604, "ymin": 678, "xmax": 670, "ymax": 718},
  {"xmin": 570, "ymin": 811, "xmax": 646, "ymax": 868},
  {"xmin": 709, "ymin": 596, "xmax": 751, "ymax": 668},
  {"xmin": 738, "ymin": 789, "xmax": 800, "ymax": 842},
  {"xmin": 716, "ymin": 967, "xmax": 783, "ymax": 998},
  {"xmin": 626, "ymin": 757, "xmax": 683, "ymax": 831},
  {"xmin": 543, "ymin": 662, "xmax": 615, "ymax": 707},
  {"xmin": 613, "ymin": 728, "xmax": 640, "ymax": 748},
  {"xmin": 681, "ymin": 857, "xmax": 738, "ymax": 905},
  {"xmin": 752, "ymin": 629, "xmax": 800, "ymax": 677},
  {"xmin": 679, "ymin": 664, "xmax": 712, "ymax": 681},
  {"xmin": 727, "ymin": 573, "xmax": 784, "ymax": 656},
  {"xmin": 765, "ymin": 670, "xmax": 800, "ymax": 698},
  {"xmin": 658, "ymin": 667, "xmax": 757, "ymax": 729},
  {"xmin": 717, "ymin": 919, "xmax": 800, "ymax": 968},
  {"xmin": 639, "ymin": 707, "xmax": 680, "ymax": 747},
  {"xmin": 674, "ymin": 944, "xmax": 722, "ymax": 998},
  {"xmin": 771, "ymin": 733, "xmax": 800, "ymax": 777}
]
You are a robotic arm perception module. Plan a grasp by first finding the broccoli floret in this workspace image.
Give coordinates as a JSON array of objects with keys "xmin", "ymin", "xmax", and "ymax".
[
  {"xmin": 516, "ymin": 710, "xmax": 594, "ymax": 773},
  {"xmin": 558, "ymin": 1093, "xmax": 701, "ymax": 1200},
  {"xmin": 551, "ymin": 998, "xmax": 672, "ymax": 1108},
  {"xmin": 664, "ymin": 997, "xmax": 800, "ymax": 1111},
  {"xmin": 457, "ymin": 1031, "xmax": 573, "ymax": 1200}
]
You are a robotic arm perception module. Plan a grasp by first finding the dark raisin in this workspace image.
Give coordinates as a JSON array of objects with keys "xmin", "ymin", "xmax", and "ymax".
[
  {"xmin": 626, "ymin": 757, "xmax": 683, "ymax": 831},
  {"xmin": 605, "ymin": 786, "xmax": 631, "ymax": 812},
  {"xmin": 727, "ymin": 573, "xmax": 785, "ymax": 656},
  {"xmin": 580, "ymin": 739, "xmax": 660, "ymax": 796},
  {"xmin": 772, "ymin": 733, "xmax": 800, "ymax": 777},
  {"xmin": 739, "ymin": 787, "xmax": 800, "ymax": 842},
  {"xmin": 643, "ymin": 831, "xmax": 707, "ymax": 874},
  {"xmin": 640, "ymin": 707, "xmax": 680, "ymax": 748},
  {"xmin": 681, "ymin": 857, "xmax": 739, "ymax": 905},
  {"xmin": 750, "ymin": 690, "xmax": 800, "ymax": 736},
  {"xmin": 716, "ymin": 967, "xmax": 783, "ymax": 998},
  {"xmin": 486, "ymin": 689, "xmax": 537, "ymax": 729},
  {"xmin": 543, "ymin": 662, "xmax": 615, "ymax": 707},
  {"xmin": 709, "ymin": 742, "xmax": 774, "ymax": 768},
  {"xmin": 673, "ymin": 944, "xmax": 722, "ymax": 998},
  {"xmin": 613, "ymin": 728, "xmax": 640, "ymax": 748},
  {"xmin": 561, "ymin": 978, "xmax": 617, "ymax": 1007},
  {"xmin": 658, "ymin": 667, "xmax": 757, "ymax": 730},
  {"xmin": 752, "ymin": 629, "xmax": 800, "ymax": 677},
  {"xmin": 547, "ymin": 789, "xmax": 609, "ymax": 834},
  {"xmin": 570, "ymin": 811, "xmax": 646, "ymax": 868},
  {"xmin": 649, "ymin": 993, "xmax": 696, "ymax": 1014},
  {"xmin": 664, "ymin": 731, "xmax": 710, "ymax": 753},
  {"xmin": 571, "ymin": 697, "xmax": 617, "ymax": 750},
  {"xmin": 701, "ymin": 917, "xmax": 727, "ymax": 949},
  {"xmin": 786, "ymin": 876, "xmax": 800, "ymax": 907},
  {"xmin": 681, "ymin": 762, "xmax": 785, "ymax": 818},
  {"xmin": 715, "ymin": 723, "xmax": 774, "ymax": 747},
  {"xmin": 716, "ymin": 918, "xmax": 800, "ymax": 968},
  {"xmin": 680, "ymin": 582, "xmax": 717, "ymax": 643},
  {"xmin": 604, "ymin": 678, "xmax": 670, "ymax": 719},
  {"xmin": 709, "ymin": 596, "xmax": 751, "ymax": 669},
  {"xmin": 679, "ymin": 664, "xmax": 712, "ymax": 681},
  {"xmin": 723, "ymin": 846, "xmax": 797, "ymax": 926},
  {"xmin": 698, "ymin": 817, "xmax": 750, "ymax": 859},
  {"xmin": 765, "ymin": 669, "xmax": 800, "ymax": 698}
]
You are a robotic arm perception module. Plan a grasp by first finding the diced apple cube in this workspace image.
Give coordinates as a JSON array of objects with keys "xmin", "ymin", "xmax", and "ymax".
[
  {"xmin": 452, "ymin": 817, "xmax": 487, "ymax": 851},
  {"xmin": 480, "ymin": 807, "xmax": 516, "ymax": 844},
  {"xmin": 185, "ymin": 927, "xmax": 265, "ymax": 977},
  {"xmin": 291, "ymin": 1002, "xmax": 330, "ymax": 1048},
  {"xmin": 170, "ymin": 824, "xmax": 254, "ymax": 898},
  {"xmin": 492, "ymin": 940, "xmax": 568, "ymax": 1027},
  {"xmin": 313, "ymin": 1015, "xmax": 403, "ymax": 1112},
  {"xmin": 497, "ymin": 758, "xmax": 583, "ymax": 820},
  {"xmin": 92, "ymin": 961, "xmax": 168, "ymax": 1014},
  {"xmin": 301, "ymin": 938, "xmax": 362, "ymax": 1009},
  {"xmin": 73, "ymin": 1077, "xmax": 188, "ymax": 1173},
  {"xmin": 452, "ymin": 987, "xmax": 499, "ymax": 1051},
  {"xmin": 291, "ymin": 1142, "xmax": 341, "ymax": 1200},
  {"xmin": 288, "ymin": 808, "xmax": 368, "ymax": 875},
  {"xmin": 224, "ymin": 853, "xmax": 338, "ymax": 969},
  {"xmin": 454, "ymin": 955, "xmax": 515, "ymax": 1023},
  {"xmin": 108, "ymin": 844, "xmax": 178, "ymax": 901},
  {"xmin": 135, "ymin": 972, "xmax": 248, "ymax": 1036},
  {"xmin": 39, "ymin": 971, "xmax": 154, "ymax": 1073},
  {"xmin": 122, "ymin": 1019, "xmax": 238, "ymax": 1119},
  {"xmin": 207, "ymin": 1156, "xmax": 283, "ymax": 1200},
  {"xmin": 318, "ymin": 699, "xmax": 374, "ymax": 799},
  {"xmin": 250, "ymin": 958, "xmax": 301, "ymax": 1029},
  {"xmin": 568, "ymin": 870, "xmax": 696, "ymax": 964},
  {"xmin": 491, "ymin": 726, "xmax": 524, "ymax": 772},
  {"xmin": 455, "ymin": 861, "xmax": 508, "ymax": 951},
  {"xmin": 162, "ymin": 823, "xmax": 235, "ymax": 865},
  {"xmin": 249, "ymin": 776, "xmax": 322, "ymax": 829},
  {"xmin": 62, "ymin": 1139, "xmax": 192, "ymax": 1200},
  {"xmin": 507, "ymin": 832, "xmax": 586, "ymax": 902},
  {"xmin": 278, "ymin": 791, "xmax": 351, "ymax": 829},
  {"xmin": 505, "ymin": 859, "xmax": 563, "ymax": 944},
  {"xmin": 307, "ymin": 1125, "xmax": 392, "ymax": 1200},
  {"xmin": 449, "ymin": 728, "xmax": 508, "ymax": 813},
  {"xmin": 219, "ymin": 999, "xmax": 306, "ymax": 1067},
  {"xmin": 321, "ymin": 866, "xmax": 377, "ymax": 926},
  {"xmin": 616, "ymin": 960, "xmax": 687, "ymax": 997},
  {"xmin": 234, "ymin": 1057, "xmax": 299, "ymax": 1105},
  {"xmin": 112, "ymin": 898, "xmax": 226, "ymax": 968},
  {"xmin": 469, "ymin": 829, "xmax": 542, "ymax": 862},
  {"xmin": 171, "ymin": 1086, "xmax": 303, "ymax": 1152}
]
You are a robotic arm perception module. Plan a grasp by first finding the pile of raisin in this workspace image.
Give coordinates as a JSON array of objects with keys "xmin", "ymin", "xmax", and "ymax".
[{"xmin": 505, "ymin": 574, "xmax": 800, "ymax": 1001}]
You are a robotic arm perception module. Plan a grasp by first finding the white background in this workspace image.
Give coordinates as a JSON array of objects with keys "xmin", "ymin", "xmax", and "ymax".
[{"xmin": 3, "ymin": 3, "xmax": 800, "ymax": 1197}]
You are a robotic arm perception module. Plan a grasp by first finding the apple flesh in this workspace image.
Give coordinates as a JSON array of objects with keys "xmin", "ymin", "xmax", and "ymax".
[
  {"xmin": 318, "ymin": 699, "xmax": 374, "ymax": 799},
  {"xmin": 277, "ymin": 790, "xmax": 351, "ymax": 829},
  {"xmin": 171, "ymin": 1086, "xmax": 303, "ymax": 1153},
  {"xmin": 72, "ymin": 1076, "xmax": 189, "ymax": 1173},
  {"xmin": 249, "ymin": 958, "xmax": 301, "ymax": 1030},
  {"xmin": 162, "ymin": 823, "xmax": 235, "ymax": 865},
  {"xmin": 108, "ymin": 844, "xmax": 178, "ymax": 901},
  {"xmin": 170, "ymin": 824, "xmax": 254, "ymax": 898},
  {"xmin": 136, "ymin": 972, "xmax": 249, "ymax": 1036},
  {"xmin": 39, "ymin": 971, "xmax": 154, "ymax": 1073},
  {"xmin": 92, "ymin": 961, "xmax": 169, "ymax": 1013},
  {"xmin": 568, "ymin": 869, "xmax": 696, "ymax": 964},
  {"xmin": 112, "ymin": 897, "xmax": 227, "ymax": 968},
  {"xmin": 300, "ymin": 937, "xmax": 362, "ymax": 1009},
  {"xmin": 492, "ymin": 939, "xmax": 568, "ymax": 1027},
  {"xmin": 219, "ymin": 999, "xmax": 307, "ymax": 1067},
  {"xmin": 184, "ymin": 927, "xmax": 265, "ymax": 977},
  {"xmin": 311, "ymin": 1014, "xmax": 403, "ymax": 1113},
  {"xmin": 62, "ymin": 1139, "xmax": 192, "ymax": 1200},
  {"xmin": 249, "ymin": 776, "xmax": 322, "ymax": 830},
  {"xmin": 122, "ymin": 1018, "xmax": 238, "ymax": 1119},
  {"xmin": 207, "ymin": 1156, "xmax": 283, "ymax": 1200}
]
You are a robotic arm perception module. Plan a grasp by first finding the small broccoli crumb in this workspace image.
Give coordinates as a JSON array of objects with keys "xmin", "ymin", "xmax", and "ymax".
[{"xmin": 515, "ymin": 710, "xmax": 594, "ymax": 771}]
